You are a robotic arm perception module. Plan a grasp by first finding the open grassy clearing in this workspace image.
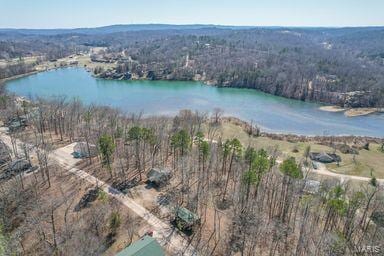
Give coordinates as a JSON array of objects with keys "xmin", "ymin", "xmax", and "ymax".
[
  {"xmin": 0, "ymin": 49, "xmax": 117, "ymax": 82},
  {"xmin": 0, "ymin": 56, "xmax": 42, "ymax": 67},
  {"xmin": 73, "ymin": 54, "xmax": 117, "ymax": 70},
  {"xmin": 34, "ymin": 54, "xmax": 116, "ymax": 71},
  {"xmin": 216, "ymin": 121, "xmax": 384, "ymax": 179}
]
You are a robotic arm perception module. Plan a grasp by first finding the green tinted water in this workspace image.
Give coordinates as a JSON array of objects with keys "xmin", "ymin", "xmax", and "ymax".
[{"xmin": 6, "ymin": 68, "xmax": 384, "ymax": 137}]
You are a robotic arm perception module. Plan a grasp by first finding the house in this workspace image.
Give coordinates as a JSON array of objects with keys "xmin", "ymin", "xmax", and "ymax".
[
  {"xmin": 309, "ymin": 152, "xmax": 341, "ymax": 163},
  {"xmin": 115, "ymin": 235, "xmax": 165, "ymax": 256},
  {"xmin": 7, "ymin": 116, "xmax": 28, "ymax": 132},
  {"xmin": 73, "ymin": 142, "xmax": 97, "ymax": 158},
  {"xmin": 68, "ymin": 60, "xmax": 79, "ymax": 65},
  {"xmin": 9, "ymin": 159, "xmax": 32, "ymax": 173},
  {"xmin": 146, "ymin": 168, "xmax": 171, "ymax": 187},
  {"xmin": 0, "ymin": 159, "xmax": 33, "ymax": 180},
  {"xmin": 173, "ymin": 207, "xmax": 200, "ymax": 232}
]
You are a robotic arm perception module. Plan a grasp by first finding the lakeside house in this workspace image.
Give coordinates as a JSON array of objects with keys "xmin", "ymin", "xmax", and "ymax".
[
  {"xmin": 309, "ymin": 152, "xmax": 341, "ymax": 163},
  {"xmin": 115, "ymin": 235, "xmax": 165, "ymax": 256}
]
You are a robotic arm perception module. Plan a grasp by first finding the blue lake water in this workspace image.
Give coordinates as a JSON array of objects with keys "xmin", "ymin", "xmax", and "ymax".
[{"xmin": 5, "ymin": 67, "xmax": 384, "ymax": 137}]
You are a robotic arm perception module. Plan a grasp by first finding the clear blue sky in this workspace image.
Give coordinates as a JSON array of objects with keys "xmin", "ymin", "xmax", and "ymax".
[{"xmin": 1, "ymin": 0, "xmax": 383, "ymax": 28}]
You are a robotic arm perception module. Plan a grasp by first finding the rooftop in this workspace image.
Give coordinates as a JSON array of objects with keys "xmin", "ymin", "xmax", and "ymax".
[
  {"xmin": 147, "ymin": 168, "xmax": 171, "ymax": 184},
  {"xmin": 175, "ymin": 207, "xmax": 200, "ymax": 225},
  {"xmin": 115, "ymin": 235, "xmax": 165, "ymax": 256}
]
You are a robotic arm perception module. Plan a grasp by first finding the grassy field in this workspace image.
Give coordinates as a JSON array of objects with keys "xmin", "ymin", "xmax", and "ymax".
[
  {"xmin": 0, "ymin": 56, "xmax": 41, "ymax": 68},
  {"xmin": 36, "ymin": 54, "xmax": 117, "ymax": 71},
  {"xmin": 326, "ymin": 144, "xmax": 384, "ymax": 177},
  {"xmin": 73, "ymin": 54, "xmax": 117, "ymax": 70},
  {"xmin": 1, "ymin": 49, "xmax": 116, "ymax": 74},
  {"xmin": 215, "ymin": 121, "xmax": 384, "ymax": 179}
]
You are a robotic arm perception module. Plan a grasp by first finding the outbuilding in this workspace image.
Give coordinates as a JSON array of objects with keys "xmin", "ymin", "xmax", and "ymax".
[
  {"xmin": 173, "ymin": 207, "xmax": 200, "ymax": 232},
  {"xmin": 116, "ymin": 235, "xmax": 165, "ymax": 256}
]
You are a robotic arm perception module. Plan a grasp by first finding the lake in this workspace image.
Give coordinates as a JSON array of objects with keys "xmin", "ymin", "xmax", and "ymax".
[{"xmin": 5, "ymin": 67, "xmax": 384, "ymax": 137}]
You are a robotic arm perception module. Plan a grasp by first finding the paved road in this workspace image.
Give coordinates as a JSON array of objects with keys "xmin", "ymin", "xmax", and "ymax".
[
  {"xmin": 0, "ymin": 131, "xmax": 195, "ymax": 256},
  {"xmin": 311, "ymin": 161, "xmax": 384, "ymax": 184},
  {"xmin": 275, "ymin": 158, "xmax": 384, "ymax": 184},
  {"xmin": 71, "ymin": 167, "xmax": 194, "ymax": 255},
  {"xmin": 54, "ymin": 151, "xmax": 195, "ymax": 256}
]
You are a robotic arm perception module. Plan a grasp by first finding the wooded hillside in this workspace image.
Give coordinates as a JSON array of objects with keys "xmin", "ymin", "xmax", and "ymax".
[{"xmin": 1, "ymin": 26, "xmax": 384, "ymax": 107}]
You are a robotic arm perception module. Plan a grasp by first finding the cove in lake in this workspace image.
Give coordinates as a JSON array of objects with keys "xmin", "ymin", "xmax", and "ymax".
[{"xmin": 5, "ymin": 67, "xmax": 384, "ymax": 137}]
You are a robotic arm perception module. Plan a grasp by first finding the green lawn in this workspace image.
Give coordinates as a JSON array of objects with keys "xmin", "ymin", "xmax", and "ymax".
[
  {"xmin": 327, "ymin": 144, "xmax": 384, "ymax": 178},
  {"xmin": 213, "ymin": 122, "xmax": 384, "ymax": 179}
]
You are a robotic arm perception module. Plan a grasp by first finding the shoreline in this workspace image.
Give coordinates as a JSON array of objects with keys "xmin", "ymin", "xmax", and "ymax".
[
  {"xmin": 319, "ymin": 105, "xmax": 346, "ymax": 112},
  {"xmin": 0, "ymin": 70, "xmax": 42, "ymax": 83},
  {"xmin": 319, "ymin": 105, "xmax": 383, "ymax": 117},
  {"xmin": 222, "ymin": 116, "xmax": 384, "ymax": 143},
  {"xmin": 344, "ymin": 107, "xmax": 383, "ymax": 117},
  {"xmin": 94, "ymin": 71, "xmax": 384, "ymax": 118},
  {"xmin": 2, "ymin": 61, "xmax": 383, "ymax": 123},
  {"xmin": 3, "ymin": 85, "xmax": 384, "ymax": 142},
  {"xmin": 2, "ymin": 61, "xmax": 381, "ymax": 112},
  {"xmin": 0, "ymin": 63, "xmax": 76, "ymax": 84}
]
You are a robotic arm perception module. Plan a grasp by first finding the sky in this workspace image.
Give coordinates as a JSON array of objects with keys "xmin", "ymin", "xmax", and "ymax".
[{"xmin": 0, "ymin": 0, "xmax": 383, "ymax": 29}]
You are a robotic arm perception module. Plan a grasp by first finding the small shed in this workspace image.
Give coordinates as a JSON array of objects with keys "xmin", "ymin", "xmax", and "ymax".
[
  {"xmin": 173, "ymin": 207, "xmax": 200, "ymax": 231},
  {"xmin": 309, "ymin": 152, "xmax": 341, "ymax": 163},
  {"xmin": 116, "ymin": 235, "xmax": 165, "ymax": 256},
  {"xmin": 147, "ymin": 168, "xmax": 171, "ymax": 187},
  {"xmin": 73, "ymin": 142, "xmax": 97, "ymax": 158}
]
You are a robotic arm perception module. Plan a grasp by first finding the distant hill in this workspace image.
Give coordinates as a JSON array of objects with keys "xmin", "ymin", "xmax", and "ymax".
[
  {"xmin": 1, "ymin": 24, "xmax": 383, "ymax": 37},
  {"xmin": 0, "ymin": 24, "xmax": 256, "ymax": 35}
]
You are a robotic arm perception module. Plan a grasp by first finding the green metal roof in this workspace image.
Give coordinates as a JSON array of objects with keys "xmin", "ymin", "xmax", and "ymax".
[
  {"xmin": 116, "ymin": 236, "xmax": 165, "ymax": 256},
  {"xmin": 175, "ymin": 207, "xmax": 200, "ymax": 225}
]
